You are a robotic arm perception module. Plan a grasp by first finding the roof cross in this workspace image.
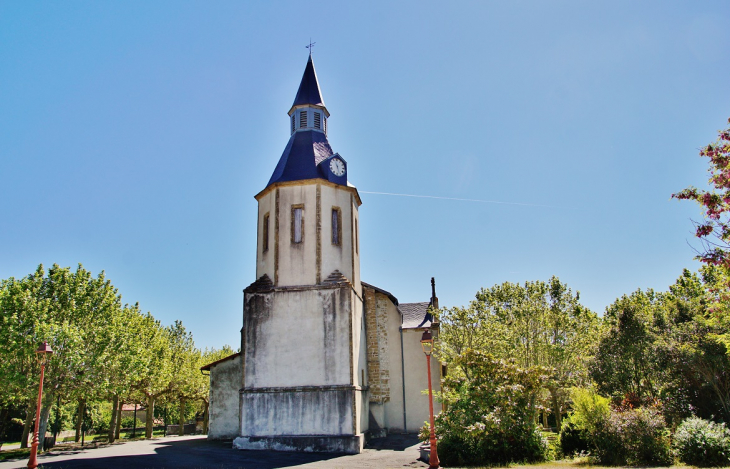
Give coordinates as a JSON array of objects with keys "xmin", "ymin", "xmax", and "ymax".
[{"xmin": 306, "ymin": 39, "xmax": 316, "ymax": 56}]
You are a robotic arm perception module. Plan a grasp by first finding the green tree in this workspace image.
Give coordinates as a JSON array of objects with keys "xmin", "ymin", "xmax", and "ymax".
[
  {"xmin": 439, "ymin": 277, "xmax": 598, "ymax": 429},
  {"xmin": 0, "ymin": 264, "xmax": 125, "ymax": 450},
  {"xmin": 590, "ymin": 289, "xmax": 664, "ymax": 404},
  {"xmin": 130, "ymin": 314, "xmax": 173, "ymax": 439}
]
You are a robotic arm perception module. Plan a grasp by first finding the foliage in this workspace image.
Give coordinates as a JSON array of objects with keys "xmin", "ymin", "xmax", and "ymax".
[
  {"xmin": 660, "ymin": 267, "xmax": 730, "ymax": 424},
  {"xmin": 592, "ymin": 406, "xmax": 673, "ymax": 466},
  {"xmin": 590, "ymin": 289, "xmax": 665, "ymax": 403},
  {"xmin": 433, "ymin": 349, "xmax": 549, "ymax": 466},
  {"xmin": 559, "ymin": 387, "xmax": 610, "ymax": 457},
  {"xmin": 0, "ymin": 264, "xmax": 229, "ymax": 444},
  {"xmin": 674, "ymin": 416, "xmax": 730, "ymax": 467},
  {"xmin": 590, "ymin": 269, "xmax": 730, "ymax": 423},
  {"xmin": 120, "ymin": 416, "xmax": 138, "ymax": 429},
  {"xmin": 439, "ymin": 277, "xmax": 599, "ymax": 430},
  {"xmin": 673, "ymin": 118, "xmax": 730, "ymax": 268}
]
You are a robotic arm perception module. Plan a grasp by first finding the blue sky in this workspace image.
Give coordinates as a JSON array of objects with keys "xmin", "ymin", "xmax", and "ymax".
[{"xmin": 1, "ymin": 1, "xmax": 728, "ymax": 351}]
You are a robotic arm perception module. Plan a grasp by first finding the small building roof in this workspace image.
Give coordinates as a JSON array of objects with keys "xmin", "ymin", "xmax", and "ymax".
[
  {"xmin": 200, "ymin": 352, "xmax": 242, "ymax": 371},
  {"xmin": 361, "ymin": 281, "xmax": 399, "ymax": 305},
  {"xmin": 399, "ymin": 302, "xmax": 436, "ymax": 329}
]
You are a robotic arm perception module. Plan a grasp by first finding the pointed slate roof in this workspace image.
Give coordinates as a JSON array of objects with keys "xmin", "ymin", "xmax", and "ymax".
[
  {"xmin": 266, "ymin": 130, "xmax": 334, "ymax": 186},
  {"xmin": 291, "ymin": 55, "xmax": 326, "ymax": 109}
]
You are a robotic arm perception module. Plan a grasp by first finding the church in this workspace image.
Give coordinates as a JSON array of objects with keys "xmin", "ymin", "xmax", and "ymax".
[{"xmin": 202, "ymin": 54, "xmax": 441, "ymax": 454}]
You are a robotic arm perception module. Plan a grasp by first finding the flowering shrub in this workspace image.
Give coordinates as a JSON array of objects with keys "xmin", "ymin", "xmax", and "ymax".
[
  {"xmin": 592, "ymin": 406, "xmax": 673, "ymax": 466},
  {"xmin": 674, "ymin": 417, "xmax": 730, "ymax": 467},
  {"xmin": 433, "ymin": 350, "xmax": 550, "ymax": 466}
]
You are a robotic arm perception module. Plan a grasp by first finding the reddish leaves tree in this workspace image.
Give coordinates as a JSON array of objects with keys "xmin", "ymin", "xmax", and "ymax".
[{"xmin": 673, "ymin": 118, "xmax": 730, "ymax": 267}]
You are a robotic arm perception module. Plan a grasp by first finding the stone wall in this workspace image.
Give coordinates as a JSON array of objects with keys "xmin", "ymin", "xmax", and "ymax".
[{"xmin": 364, "ymin": 288, "xmax": 391, "ymax": 404}]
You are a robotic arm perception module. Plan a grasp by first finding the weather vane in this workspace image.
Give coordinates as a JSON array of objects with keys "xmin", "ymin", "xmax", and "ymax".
[{"xmin": 306, "ymin": 38, "xmax": 316, "ymax": 56}]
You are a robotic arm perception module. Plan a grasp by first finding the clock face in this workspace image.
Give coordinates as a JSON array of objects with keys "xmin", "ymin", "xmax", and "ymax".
[{"xmin": 329, "ymin": 158, "xmax": 345, "ymax": 177}]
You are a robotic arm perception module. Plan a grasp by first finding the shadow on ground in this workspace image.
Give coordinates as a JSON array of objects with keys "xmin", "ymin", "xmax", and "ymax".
[
  {"xmin": 27, "ymin": 434, "xmax": 421, "ymax": 469},
  {"xmin": 365, "ymin": 433, "xmax": 420, "ymax": 451}
]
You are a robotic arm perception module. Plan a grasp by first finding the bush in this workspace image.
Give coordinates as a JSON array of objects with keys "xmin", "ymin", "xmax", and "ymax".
[
  {"xmin": 120, "ymin": 416, "xmax": 138, "ymax": 429},
  {"xmin": 593, "ymin": 407, "xmax": 673, "ymax": 466},
  {"xmin": 674, "ymin": 417, "xmax": 730, "ymax": 467},
  {"xmin": 560, "ymin": 419, "xmax": 589, "ymax": 456},
  {"xmin": 560, "ymin": 388, "xmax": 610, "ymax": 457},
  {"xmin": 433, "ymin": 350, "xmax": 550, "ymax": 466}
]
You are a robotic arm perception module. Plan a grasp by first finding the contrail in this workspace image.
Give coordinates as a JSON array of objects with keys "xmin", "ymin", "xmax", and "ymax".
[{"xmin": 358, "ymin": 191, "xmax": 569, "ymax": 209}]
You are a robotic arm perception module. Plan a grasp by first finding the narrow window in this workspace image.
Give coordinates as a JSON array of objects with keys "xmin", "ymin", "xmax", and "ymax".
[
  {"xmin": 290, "ymin": 115, "xmax": 295, "ymax": 133},
  {"xmin": 299, "ymin": 110, "xmax": 307, "ymax": 129},
  {"xmin": 314, "ymin": 112, "xmax": 321, "ymax": 130},
  {"xmin": 331, "ymin": 208, "xmax": 341, "ymax": 246},
  {"xmin": 291, "ymin": 205, "xmax": 304, "ymax": 244},
  {"xmin": 355, "ymin": 218, "xmax": 359, "ymax": 254},
  {"xmin": 263, "ymin": 213, "xmax": 270, "ymax": 252}
]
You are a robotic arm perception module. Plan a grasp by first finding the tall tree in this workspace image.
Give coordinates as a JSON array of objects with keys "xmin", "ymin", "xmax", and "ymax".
[
  {"xmin": 131, "ymin": 314, "xmax": 173, "ymax": 439},
  {"xmin": 673, "ymin": 118, "xmax": 730, "ymax": 268},
  {"xmin": 590, "ymin": 289, "xmax": 664, "ymax": 404},
  {"xmin": 439, "ymin": 277, "xmax": 598, "ymax": 428}
]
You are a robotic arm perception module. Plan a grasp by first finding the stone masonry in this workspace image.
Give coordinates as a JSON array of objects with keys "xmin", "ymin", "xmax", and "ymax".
[{"xmin": 364, "ymin": 289, "xmax": 390, "ymax": 403}]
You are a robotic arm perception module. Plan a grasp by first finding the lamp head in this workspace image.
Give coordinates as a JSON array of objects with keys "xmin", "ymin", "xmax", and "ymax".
[
  {"xmin": 35, "ymin": 341, "xmax": 53, "ymax": 365},
  {"xmin": 420, "ymin": 329, "xmax": 434, "ymax": 356}
]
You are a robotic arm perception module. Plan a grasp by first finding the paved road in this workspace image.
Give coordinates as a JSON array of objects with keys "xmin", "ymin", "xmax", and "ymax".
[{"xmin": 0, "ymin": 435, "xmax": 428, "ymax": 469}]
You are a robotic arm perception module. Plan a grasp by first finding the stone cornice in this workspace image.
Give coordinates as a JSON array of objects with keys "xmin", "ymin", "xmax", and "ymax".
[{"xmin": 255, "ymin": 179, "xmax": 362, "ymax": 207}]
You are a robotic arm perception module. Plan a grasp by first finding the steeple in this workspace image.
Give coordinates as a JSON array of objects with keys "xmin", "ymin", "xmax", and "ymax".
[
  {"xmin": 290, "ymin": 55, "xmax": 327, "ymax": 112},
  {"xmin": 265, "ymin": 55, "xmax": 347, "ymax": 189}
]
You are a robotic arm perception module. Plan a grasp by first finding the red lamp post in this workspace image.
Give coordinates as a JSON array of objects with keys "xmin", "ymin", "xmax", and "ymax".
[
  {"xmin": 420, "ymin": 329, "xmax": 440, "ymax": 469},
  {"xmin": 27, "ymin": 341, "xmax": 53, "ymax": 469}
]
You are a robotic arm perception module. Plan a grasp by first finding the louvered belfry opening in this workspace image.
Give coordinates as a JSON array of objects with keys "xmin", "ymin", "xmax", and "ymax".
[
  {"xmin": 299, "ymin": 110, "xmax": 308, "ymax": 129},
  {"xmin": 314, "ymin": 112, "xmax": 321, "ymax": 130}
]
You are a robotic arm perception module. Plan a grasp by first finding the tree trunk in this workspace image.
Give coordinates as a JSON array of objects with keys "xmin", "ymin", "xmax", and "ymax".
[
  {"xmin": 74, "ymin": 399, "xmax": 86, "ymax": 443},
  {"xmin": 37, "ymin": 391, "xmax": 54, "ymax": 452},
  {"xmin": 20, "ymin": 400, "xmax": 35, "ymax": 449},
  {"xmin": 75, "ymin": 399, "xmax": 85, "ymax": 443},
  {"xmin": 145, "ymin": 395, "xmax": 154, "ymax": 439},
  {"xmin": 551, "ymin": 390, "xmax": 562, "ymax": 431},
  {"xmin": 115, "ymin": 402, "xmax": 122, "ymax": 439},
  {"xmin": 179, "ymin": 398, "xmax": 185, "ymax": 436},
  {"xmin": 0, "ymin": 408, "xmax": 9, "ymax": 449},
  {"xmin": 108, "ymin": 394, "xmax": 119, "ymax": 443},
  {"xmin": 542, "ymin": 409, "xmax": 548, "ymax": 429}
]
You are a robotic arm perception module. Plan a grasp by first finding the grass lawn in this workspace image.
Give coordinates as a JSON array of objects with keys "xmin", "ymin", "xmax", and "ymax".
[
  {"xmin": 448, "ymin": 458, "xmax": 693, "ymax": 469},
  {"xmin": 0, "ymin": 447, "xmax": 30, "ymax": 462}
]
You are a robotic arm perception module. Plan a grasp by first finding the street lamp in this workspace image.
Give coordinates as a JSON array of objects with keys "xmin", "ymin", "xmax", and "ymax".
[
  {"xmin": 27, "ymin": 341, "xmax": 53, "ymax": 469},
  {"xmin": 420, "ymin": 329, "xmax": 440, "ymax": 469}
]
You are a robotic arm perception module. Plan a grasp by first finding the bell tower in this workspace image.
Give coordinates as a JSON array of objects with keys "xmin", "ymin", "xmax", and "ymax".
[
  {"xmin": 235, "ymin": 55, "xmax": 368, "ymax": 454},
  {"xmin": 254, "ymin": 54, "xmax": 360, "ymax": 290}
]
